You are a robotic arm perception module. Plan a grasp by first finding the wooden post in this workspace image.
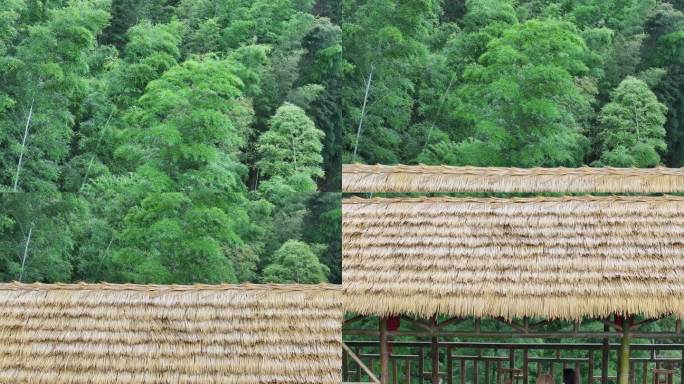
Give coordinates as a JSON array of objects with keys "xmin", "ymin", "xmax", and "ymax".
[
  {"xmin": 419, "ymin": 347, "xmax": 425, "ymax": 382},
  {"xmin": 619, "ymin": 318, "xmax": 632, "ymax": 384},
  {"xmin": 603, "ymin": 323, "xmax": 610, "ymax": 384},
  {"xmin": 680, "ymin": 348, "xmax": 684, "ymax": 384},
  {"xmin": 393, "ymin": 360, "xmax": 398, "ymax": 384},
  {"xmin": 510, "ymin": 348, "xmax": 515, "ymax": 383},
  {"xmin": 643, "ymin": 362, "xmax": 648, "ymax": 384},
  {"xmin": 380, "ymin": 317, "xmax": 390, "ymax": 384},
  {"xmin": 447, "ymin": 353, "xmax": 453, "ymax": 384},
  {"xmin": 460, "ymin": 359, "xmax": 466, "ymax": 384},
  {"xmin": 576, "ymin": 361, "xmax": 581, "ymax": 384},
  {"xmin": 432, "ymin": 316, "xmax": 440, "ymax": 384}
]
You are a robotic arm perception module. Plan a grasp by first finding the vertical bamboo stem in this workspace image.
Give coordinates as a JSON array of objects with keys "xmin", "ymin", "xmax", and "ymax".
[
  {"xmin": 523, "ymin": 348, "xmax": 530, "ymax": 384},
  {"xmin": 619, "ymin": 319, "xmax": 632, "ymax": 384},
  {"xmin": 380, "ymin": 317, "xmax": 389, "ymax": 384},
  {"xmin": 431, "ymin": 337, "xmax": 439, "ymax": 383},
  {"xmin": 680, "ymin": 348, "xmax": 684, "ymax": 384},
  {"xmin": 603, "ymin": 323, "xmax": 610, "ymax": 384}
]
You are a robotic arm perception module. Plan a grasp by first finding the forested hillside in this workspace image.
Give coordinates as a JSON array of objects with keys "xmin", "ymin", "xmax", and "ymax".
[
  {"xmin": 343, "ymin": 0, "xmax": 684, "ymax": 168},
  {"xmin": 0, "ymin": 0, "xmax": 341, "ymax": 284}
]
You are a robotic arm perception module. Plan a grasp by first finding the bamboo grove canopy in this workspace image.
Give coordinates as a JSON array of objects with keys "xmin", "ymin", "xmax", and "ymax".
[
  {"xmin": 343, "ymin": 195, "xmax": 684, "ymax": 320},
  {"xmin": 342, "ymin": 164, "xmax": 684, "ymax": 193},
  {"xmin": 0, "ymin": 282, "xmax": 342, "ymax": 384}
]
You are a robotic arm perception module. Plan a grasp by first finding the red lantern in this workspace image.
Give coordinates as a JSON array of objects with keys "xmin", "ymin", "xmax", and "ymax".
[
  {"xmin": 386, "ymin": 316, "xmax": 401, "ymax": 331},
  {"xmin": 385, "ymin": 316, "xmax": 400, "ymax": 353}
]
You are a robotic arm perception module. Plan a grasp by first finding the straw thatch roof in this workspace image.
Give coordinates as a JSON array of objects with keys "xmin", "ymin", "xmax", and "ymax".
[
  {"xmin": 342, "ymin": 164, "xmax": 684, "ymax": 192},
  {"xmin": 0, "ymin": 282, "xmax": 342, "ymax": 383},
  {"xmin": 343, "ymin": 195, "xmax": 684, "ymax": 320}
]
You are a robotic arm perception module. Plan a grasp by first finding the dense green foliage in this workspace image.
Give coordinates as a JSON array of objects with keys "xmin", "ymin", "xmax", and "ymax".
[
  {"xmin": 0, "ymin": 0, "xmax": 341, "ymax": 284},
  {"xmin": 343, "ymin": 0, "xmax": 684, "ymax": 167}
]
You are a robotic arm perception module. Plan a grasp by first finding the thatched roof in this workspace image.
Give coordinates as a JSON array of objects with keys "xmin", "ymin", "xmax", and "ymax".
[
  {"xmin": 343, "ymin": 195, "xmax": 684, "ymax": 320},
  {"xmin": 0, "ymin": 282, "xmax": 342, "ymax": 383},
  {"xmin": 342, "ymin": 164, "xmax": 684, "ymax": 192}
]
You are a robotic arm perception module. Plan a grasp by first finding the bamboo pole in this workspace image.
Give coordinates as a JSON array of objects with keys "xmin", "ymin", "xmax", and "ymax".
[
  {"xmin": 603, "ymin": 322, "xmax": 610, "ymax": 384},
  {"xmin": 352, "ymin": 65, "xmax": 373, "ymax": 161},
  {"xmin": 432, "ymin": 316, "xmax": 440, "ymax": 384},
  {"xmin": 619, "ymin": 318, "xmax": 632, "ymax": 384},
  {"xmin": 380, "ymin": 317, "xmax": 389, "ymax": 384},
  {"xmin": 13, "ymin": 98, "xmax": 34, "ymax": 192},
  {"xmin": 18, "ymin": 222, "xmax": 34, "ymax": 282},
  {"xmin": 342, "ymin": 342, "xmax": 380, "ymax": 383}
]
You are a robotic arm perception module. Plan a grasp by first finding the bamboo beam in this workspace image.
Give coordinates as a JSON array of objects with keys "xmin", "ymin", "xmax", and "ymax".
[
  {"xmin": 344, "ymin": 329, "xmax": 684, "ymax": 339},
  {"xmin": 437, "ymin": 317, "xmax": 466, "ymax": 330},
  {"xmin": 400, "ymin": 315, "xmax": 434, "ymax": 332},
  {"xmin": 343, "ymin": 341, "xmax": 684, "ymax": 351},
  {"xmin": 342, "ymin": 342, "xmax": 381, "ymax": 384},
  {"xmin": 345, "ymin": 314, "xmax": 367, "ymax": 326}
]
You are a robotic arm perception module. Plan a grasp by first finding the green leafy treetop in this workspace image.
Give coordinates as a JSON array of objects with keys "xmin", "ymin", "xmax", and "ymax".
[
  {"xmin": 108, "ymin": 19, "xmax": 183, "ymax": 109},
  {"xmin": 422, "ymin": 19, "xmax": 593, "ymax": 167},
  {"xmin": 109, "ymin": 193, "xmax": 239, "ymax": 284},
  {"xmin": 262, "ymin": 240, "xmax": 329, "ymax": 284},
  {"xmin": 257, "ymin": 102, "xmax": 324, "ymax": 191},
  {"xmin": 98, "ymin": 56, "xmax": 258, "ymax": 285},
  {"xmin": 117, "ymin": 57, "xmax": 249, "ymax": 182},
  {"xmin": 0, "ymin": 1, "xmax": 109, "ymax": 192},
  {"xmin": 594, "ymin": 76, "xmax": 668, "ymax": 167}
]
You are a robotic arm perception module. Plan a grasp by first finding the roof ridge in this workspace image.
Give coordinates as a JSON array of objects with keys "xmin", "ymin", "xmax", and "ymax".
[
  {"xmin": 342, "ymin": 164, "xmax": 684, "ymax": 193},
  {"xmin": 0, "ymin": 281, "xmax": 341, "ymax": 292},
  {"xmin": 343, "ymin": 164, "xmax": 684, "ymax": 175},
  {"xmin": 343, "ymin": 195, "xmax": 684, "ymax": 204}
]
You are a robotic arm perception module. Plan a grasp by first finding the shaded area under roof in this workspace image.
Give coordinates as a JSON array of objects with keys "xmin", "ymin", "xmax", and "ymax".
[
  {"xmin": 0, "ymin": 282, "xmax": 342, "ymax": 384},
  {"xmin": 343, "ymin": 195, "xmax": 684, "ymax": 320},
  {"xmin": 342, "ymin": 164, "xmax": 684, "ymax": 193}
]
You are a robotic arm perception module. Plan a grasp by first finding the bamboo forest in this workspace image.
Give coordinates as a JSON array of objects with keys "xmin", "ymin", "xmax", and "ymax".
[
  {"xmin": 0, "ymin": 0, "xmax": 342, "ymax": 285},
  {"xmin": 343, "ymin": 0, "xmax": 684, "ymax": 168},
  {"xmin": 2, "ymin": 1, "xmax": 684, "ymax": 384}
]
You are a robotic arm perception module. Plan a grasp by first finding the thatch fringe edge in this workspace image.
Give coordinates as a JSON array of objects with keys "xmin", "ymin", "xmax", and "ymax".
[
  {"xmin": 342, "ymin": 164, "xmax": 684, "ymax": 193},
  {"xmin": 343, "ymin": 294, "xmax": 684, "ymax": 321}
]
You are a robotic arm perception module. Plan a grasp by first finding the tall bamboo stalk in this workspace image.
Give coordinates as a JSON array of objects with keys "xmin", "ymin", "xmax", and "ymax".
[
  {"xmin": 18, "ymin": 222, "xmax": 34, "ymax": 282},
  {"xmin": 379, "ymin": 316, "xmax": 389, "ymax": 384},
  {"xmin": 352, "ymin": 65, "xmax": 373, "ymax": 161},
  {"xmin": 618, "ymin": 318, "xmax": 631, "ymax": 384},
  {"xmin": 13, "ymin": 98, "xmax": 34, "ymax": 192}
]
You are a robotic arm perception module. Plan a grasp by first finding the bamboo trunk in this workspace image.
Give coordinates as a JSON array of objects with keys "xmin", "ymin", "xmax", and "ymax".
[
  {"xmin": 352, "ymin": 65, "xmax": 373, "ymax": 161},
  {"xmin": 13, "ymin": 98, "xmax": 34, "ymax": 192},
  {"xmin": 619, "ymin": 321, "xmax": 631, "ymax": 384},
  {"xmin": 380, "ymin": 317, "xmax": 389, "ymax": 384}
]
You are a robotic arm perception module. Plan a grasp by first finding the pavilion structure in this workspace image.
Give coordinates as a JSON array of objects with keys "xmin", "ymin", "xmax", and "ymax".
[
  {"xmin": 341, "ymin": 164, "xmax": 684, "ymax": 384},
  {"xmin": 0, "ymin": 282, "xmax": 342, "ymax": 383}
]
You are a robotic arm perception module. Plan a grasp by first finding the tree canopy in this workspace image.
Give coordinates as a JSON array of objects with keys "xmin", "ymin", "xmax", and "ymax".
[
  {"xmin": 0, "ymin": 0, "xmax": 341, "ymax": 285},
  {"xmin": 343, "ymin": 0, "xmax": 682, "ymax": 168}
]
